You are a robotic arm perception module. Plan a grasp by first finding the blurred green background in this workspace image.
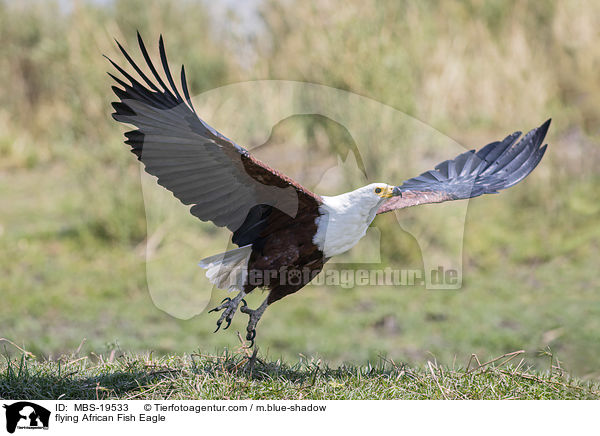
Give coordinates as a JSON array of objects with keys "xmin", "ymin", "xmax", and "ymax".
[{"xmin": 1, "ymin": 0, "xmax": 599, "ymax": 377}]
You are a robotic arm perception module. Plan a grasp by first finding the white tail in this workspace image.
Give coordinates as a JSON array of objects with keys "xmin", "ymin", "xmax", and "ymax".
[{"xmin": 198, "ymin": 245, "xmax": 252, "ymax": 292}]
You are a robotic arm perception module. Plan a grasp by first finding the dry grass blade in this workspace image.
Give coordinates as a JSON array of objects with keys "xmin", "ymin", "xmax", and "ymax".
[
  {"xmin": 498, "ymin": 369, "xmax": 600, "ymax": 395},
  {"xmin": 467, "ymin": 350, "xmax": 525, "ymax": 374},
  {"xmin": 428, "ymin": 360, "xmax": 449, "ymax": 399},
  {"xmin": 0, "ymin": 338, "xmax": 36, "ymax": 359}
]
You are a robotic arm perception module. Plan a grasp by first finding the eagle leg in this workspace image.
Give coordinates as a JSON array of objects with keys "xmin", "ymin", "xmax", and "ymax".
[
  {"xmin": 208, "ymin": 291, "xmax": 246, "ymax": 333},
  {"xmin": 240, "ymin": 297, "xmax": 269, "ymax": 347}
]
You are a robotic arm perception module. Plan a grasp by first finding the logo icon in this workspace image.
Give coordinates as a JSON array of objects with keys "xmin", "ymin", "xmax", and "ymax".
[{"xmin": 3, "ymin": 402, "xmax": 50, "ymax": 433}]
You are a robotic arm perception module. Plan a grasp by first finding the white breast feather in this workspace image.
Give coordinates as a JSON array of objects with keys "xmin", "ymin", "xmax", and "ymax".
[{"xmin": 313, "ymin": 187, "xmax": 384, "ymax": 258}]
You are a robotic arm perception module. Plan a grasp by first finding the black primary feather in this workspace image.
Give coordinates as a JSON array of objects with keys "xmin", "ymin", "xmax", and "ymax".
[
  {"xmin": 106, "ymin": 34, "xmax": 322, "ymax": 243},
  {"xmin": 398, "ymin": 119, "xmax": 550, "ymax": 200}
]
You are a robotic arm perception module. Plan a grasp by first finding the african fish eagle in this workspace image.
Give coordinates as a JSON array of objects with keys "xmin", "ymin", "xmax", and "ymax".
[{"xmin": 107, "ymin": 34, "xmax": 550, "ymax": 346}]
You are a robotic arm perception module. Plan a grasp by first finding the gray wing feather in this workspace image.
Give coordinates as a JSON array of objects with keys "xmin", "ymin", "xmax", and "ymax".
[
  {"xmin": 108, "ymin": 34, "xmax": 304, "ymax": 233},
  {"xmin": 377, "ymin": 120, "xmax": 550, "ymax": 214}
]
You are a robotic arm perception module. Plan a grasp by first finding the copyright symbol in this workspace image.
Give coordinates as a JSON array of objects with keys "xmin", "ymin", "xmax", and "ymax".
[{"xmin": 144, "ymin": 404, "xmax": 152, "ymax": 411}]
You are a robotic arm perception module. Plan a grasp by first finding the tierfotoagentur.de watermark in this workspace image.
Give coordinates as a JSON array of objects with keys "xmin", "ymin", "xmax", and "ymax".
[{"xmin": 247, "ymin": 266, "xmax": 459, "ymax": 289}]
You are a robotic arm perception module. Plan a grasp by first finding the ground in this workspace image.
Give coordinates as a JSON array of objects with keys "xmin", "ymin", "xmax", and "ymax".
[{"xmin": 1, "ymin": 344, "xmax": 599, "ymax": 400}]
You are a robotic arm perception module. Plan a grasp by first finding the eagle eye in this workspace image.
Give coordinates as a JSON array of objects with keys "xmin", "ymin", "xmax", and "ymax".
[{"xmin": 374, "ymin": 187, "xmax": 382, "ymax": 194}]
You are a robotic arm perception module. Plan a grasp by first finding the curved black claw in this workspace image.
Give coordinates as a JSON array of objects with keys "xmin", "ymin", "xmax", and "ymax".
[
  {"xmin": 208, "ymin": 297, "xmax": 231, "ymax": 313},
  {"xmin": 246, "ymin": 329, "xmax": 256, "ymax": 348},
  {"xmin": 240, "ymin": 300, "xmax": 267, "ymax": 348},
  {"xmin": 210, "ymin": 294, "xmax": 246, "ymax": 334},
  {"xmin": 241, "ymin": 299, "xmax": 248, "ymax": 308}
]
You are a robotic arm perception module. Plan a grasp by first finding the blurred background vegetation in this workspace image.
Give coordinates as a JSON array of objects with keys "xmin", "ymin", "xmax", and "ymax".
[{"xmin": 1, "ymin": 0, "xmax": 599, "ymax": 377}]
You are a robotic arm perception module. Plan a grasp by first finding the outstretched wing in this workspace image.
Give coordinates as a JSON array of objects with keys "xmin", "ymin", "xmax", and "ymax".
[
  {"xmin": 107, "ymin": 33, "xmax": 322, "ymax": 237},
  {"xmin": 378, "ymin": 120, "xmax": 550, "ymax": 214}
]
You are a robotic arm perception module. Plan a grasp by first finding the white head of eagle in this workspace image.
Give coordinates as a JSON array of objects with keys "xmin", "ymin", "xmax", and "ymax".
[{"xmin": 313, "ymin": 183, "xmax": 398, "ymax": 258}]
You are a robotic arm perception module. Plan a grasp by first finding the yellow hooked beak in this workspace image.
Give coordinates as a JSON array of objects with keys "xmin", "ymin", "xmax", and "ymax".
[{"xmin": 379, "ymin": 185, "xmax": 395, "ymax": 198}]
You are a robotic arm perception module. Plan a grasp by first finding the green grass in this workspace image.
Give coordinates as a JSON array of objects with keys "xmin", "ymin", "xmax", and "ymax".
[{"xmin": 1, "ymin": 346, "xmax": 598, "ymax": 400}]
